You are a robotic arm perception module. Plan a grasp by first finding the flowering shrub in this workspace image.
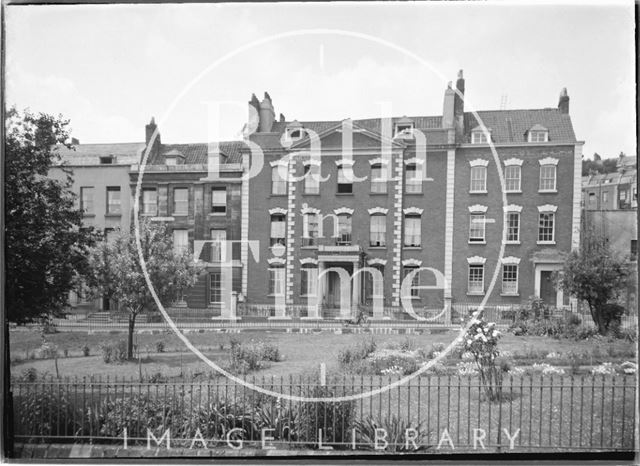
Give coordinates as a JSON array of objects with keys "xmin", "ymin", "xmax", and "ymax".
[
  {"xmin": 532, "ymin": 363, "xmax": 565, "ymax": 375},
  {"xmin": 462, "ymin": 318, "xmax": 503, "ymax": 401},
  {"xmin": 508, "ymin": 367, "xmax": 525, "ymax": 376},
  {"xmin": 591, "ymin": 362, "xmax": 616, "ymax": 375},
  {"xmin": 545, "ymin": 352, "xmax": 561, "ymax": 359},
  {"xmin": 456, "ymin": 361, "xmax": 478, "ymax": 376},
  {"xmin": 365, "ymin": 349, "xmax": 420, "ymax": 376},
  {"xmin": 620, "ymin": 361, "xmax": 637, "ymax": 374},
  {"xmin": 461, "ymin": 351, "xmax": 474, "ymax": 361}
]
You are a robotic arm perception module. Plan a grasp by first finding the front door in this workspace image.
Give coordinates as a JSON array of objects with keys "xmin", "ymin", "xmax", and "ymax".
[
  {"xmin": 539, "ymin": 271, "xmax": 557, "ymax": 306},
  {"xmin": 325, "ymin": 265, "xmax": 352, "ymax": 311}
]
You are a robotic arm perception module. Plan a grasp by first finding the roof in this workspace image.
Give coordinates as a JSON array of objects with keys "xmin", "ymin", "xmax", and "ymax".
[
  {"xmin": 464, "ymin": 109, "xmax": 576, "ymax": 144},
  {"xmin": 155, "ymin": 141, "xmax": 244, "ymax": 164},
  {"xmin": 582, "ymin": 168, "xmax": 637, "ymax": 188},
  {"xmin": 55, "ymin": 143, "xmax": 146, "ymax": 166}
]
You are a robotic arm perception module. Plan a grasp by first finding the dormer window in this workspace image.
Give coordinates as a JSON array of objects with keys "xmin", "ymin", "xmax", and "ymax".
[
  {"xmin": 99, "ymin": 155, "xmax": 115, "ymax": 164},
  {"xmin": 527, "ymin": 125, "xmax": 549, "ymax": 143},
  {"xmin": 471, "ymin": 131, "xmax": 489, "ymax": 144},
  {"xmin": 285, "ymin": 121, "xmax": 304, "ymax": 141},
  {"xmin": 166, "ymin": 157, "xmax": 176, "ymax": 166},
  {"xmin": 394, "ymin": 122, "xmax": 414, "ymax": 138}
]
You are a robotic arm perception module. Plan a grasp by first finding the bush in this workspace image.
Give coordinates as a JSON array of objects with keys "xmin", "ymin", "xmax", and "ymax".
[
  {"xmin": 297, "ymin": 385, "xmax": 355, "ymax": 448},
  {"xmin": 337, "ymin": 337, "xmax": 377, "ymax": 367},
  {"xmin": 81, "ymin": 344, "xmax": 90, "ymax": 357},
  {"xmin": 228, "ymin": 339, "xmax": 281, "ymax": 374},
  {"xmin": 101, "ymin": 340, "xmax": 128, "ymax": 364},
  {"xmin": 155, "ymin": 341, "xmax": 165, "ymax": 353},
  {"xmin": 37, "ymin": 342, "xmax": 58, "ymax": 359},
  {"xmin": 354, "ymin": 415, "xmax": 430, "ymax": 452}
]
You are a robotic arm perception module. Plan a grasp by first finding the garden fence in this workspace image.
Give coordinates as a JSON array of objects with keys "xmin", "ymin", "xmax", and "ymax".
[{"xmin": 12, "ymin": 374, "xmax": 637, "ymax": 452}]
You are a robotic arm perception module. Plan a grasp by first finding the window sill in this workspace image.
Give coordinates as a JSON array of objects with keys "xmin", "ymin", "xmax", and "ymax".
[
  {"xmin": 369, "ymin": 246, "xmax": 387, "ymax": 250},
  {"xmin": 267, "ymin": 294, "xmax": 286, "ymax": 298},
  {"xmin": 172, "ymin": 213, "xmax": 188, "ymax": 217},
  {"xmin": 538, "ymin": 190, "xmax": 558, "ymax": 194},
  {"xmin": 467, "ymin": 291, "xmax": 485, "ymax": 296},
  {"xmin": 469, "ymin": 190, "xmax": 488, "ymax": 194},
  {"xmin": 505, "ymin": 241, "xmax": 520, "ymax": 245},
  {"xmin": 208, "ymin": 212, "xmax": 227, "ymax": 217},
  {"xmin": 537, "ymin": 241, "xmax": 556, "ymax": 245},
  {"xmin": 335, "ymin": 192, "xmax": 354, "ymax": 196},
  {"xmin": 301, "ymin": 245, "xmax": 318, "ymax": 250},
  {"xmin": 468, "ymin": 241, "xmax": 486, "ymax": 245},
  {"xmin": 302, "ymin": 192, "xmax": 321, "ymax": 196},
  {"xmin": 403, "ymin": 246, "xmax": 422, "ymax": 250},
  {"xmin": 270, "ymin": 194, "xmax": 288, "ymax": 198},
  {"xmin": 501, "ymin": 293, "xmax": 520, "ymax": 297},
  {"xmin": 405, "ymin": 191, "xmax": 423, "ymax": 195},
  {"xmin": 506, "ymin": 190, "xmax": 522, "ymax": 194},
  {"xmin": 369, "ymin": 192, "xmax": 388, "ymax": 196},
  {"xmin": 104, "ymin": 213, "xmax": 122, "ymax": 218}
]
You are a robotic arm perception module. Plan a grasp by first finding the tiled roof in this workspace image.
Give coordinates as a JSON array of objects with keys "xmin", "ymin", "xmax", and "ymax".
[
  {"xmin": 582, "ymin": 168, "xmax": 637, "ymax": 188},
  {"xmin": 153, "ymin": 141, "xmax": 245, "ymax": 164},
  {"xmin": 464, "ymin": 109, "xmax": 576, "ymax": 144},
  {"xmin": 55, "ymin": 143, "xmax": 146, "ymax": 166}
]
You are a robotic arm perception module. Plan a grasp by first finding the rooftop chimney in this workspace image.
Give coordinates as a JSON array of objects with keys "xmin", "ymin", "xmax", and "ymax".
[
  {"xmin": 144, "ymin": 117, "xmax": 161, "ymax": 161},
  {"xmin": 258, "ymin": 92, "xmax": 275, "ymax": 133},
  {"xmin": 246, "ymin": 94, "xmax": 261, "ymax": 136},
  {"xmin": 558, "ymin": 88, "xmax": 569, "ymax": 114},
  {"xmin": 454, "ymin": 69, "xmax": 465, "ymax": 117},
  {"xmin": 442, "ymin": 81, "xmax": 455, "ymax": 129},
  {"xmin": 279, "ymin": 113, "xmax": 286, "ymax": 123}
]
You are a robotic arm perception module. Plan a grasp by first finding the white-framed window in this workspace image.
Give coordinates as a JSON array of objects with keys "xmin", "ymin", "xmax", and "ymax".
[
  {"xmin": 405, "ymin": 164, "xmax": 422, "ymax": 194},
  {"xmin": 172, "ymin": 229, "xmax": 189, "ymax": 254},
  {"xmin": 337, "ymin": 165, "xmax": 353, "ymax": 194},
  {"xmin": 80, "ymin": 187, "xmax": 95, "ymax": 214},
  {"xmin": 588, "ymin": 192, "xmax": 596, "ymax": 208},
  {"xmin": 270, "ymin": 214, "xmax": 286, "ymax": 247},
  {"xmin": 165, "ymin": 157, "xmax": 176, "ymax": 166},
  {"xmin": 539, "ymin": 165, "xmax": 557, "ymax": 191},
  {"xmin": 210, "ymin": 229, "xmax": 226, "ymax": 262},
  {"xmin": 302, "ymin": 213, "xmax": 319, "ymax": 247},
  {"xmin": 528, "ymin": 131, "xmax": 548, "ymax": 143},
  {"xmin": 142, "ymin": 188, "xmax": 157, "ymax": 215},
  {"xmin": 337, "ymin": 214, "xmax": 352, "ymax": 245},
  {"xmin": 505, "ymin": 165, "xmax": 521, "ymax": 192},
  {"xmin": 469, "ymin": 214, "xmax": 486, "ymax": 243},
  {"xmin": 272, "ymin": 166, "xmax": 287, "ymax": 195},
  {"xmin": 470, "ymin": 166, "xmax": 487, "ymax": 192},
  {"xmin": 106, "ymin": 187, "xmax": 121, "ymax": 214},
  {"xmin": 300, "ymin": 265, "xmax": 318, "ymax": 297},
  {"xmin": 502, "ymin": 264, "xmax": 519, "ymax": 295},
  {"xmin": 304, "ymin": 164, "xmax": 320, "ymax": 194},
  {"xmin": 370, "ymin": 164, "xmax": 387, "ymax": 193},
  {"xmin": 507, "ymin": 212, "xmax": 520, "ymax": 243},
  {"xmin": 209, "ymin": 272, "xmax": 222, "ymax": 303},
  {"xmin": 471, "ymin": 131, "xmax": 489, "ymax": 144},
  {"xmin": 211, "ymin": 187, "xmax": 226, "ymax": 215},
  {"xmin": 602, "ymin": 191, "xmax": 608, "ymax": 205},
  {"xmin": 402, "ymin": 266, "xmax": 420, "ymax": 297},
  {"xmin": 173, "ymin": 188, "xmax": 188, "ymax": 215},
  {"xmin": 468, "ymin": 264, "xmax": 484, "ymax": 294},
  {"xmin": 370, "ymin": 214, "xmax": 386, "ymax": 247},
  {"xmin": 538, "ymin": 212, "xmax": 555, "ymax": 243},
  {"xmin": 268, "ymin": 266, "xmax": 285, "ymax": 296},
  {"xmin": 404, "ymin": 215, "xmax": 421, "ymax": 247},
  {"xmin": 394, "ymin": 122, "xmax": 414, "ymax": 138}
]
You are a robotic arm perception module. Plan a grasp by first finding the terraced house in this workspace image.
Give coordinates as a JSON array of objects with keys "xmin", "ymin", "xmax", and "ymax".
[
  {"xmin": 55, "ymin": 71, "xmax": 583, "ymax": 322},
  {"xmin": 240, "ymin": 71, "xmax": 583, "ymax": 321}
]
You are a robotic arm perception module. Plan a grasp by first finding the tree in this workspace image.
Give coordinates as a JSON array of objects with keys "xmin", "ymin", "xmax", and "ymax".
[
  {"xmin": 5, "ymin": 107, "xmax": 98, "ymax": 324},
  {"xmin": 85, "ymin": 220, "xmax": 202, "ymax": 359},
  {"xmin": 557, "ymin": 227, "xmax": 631, "ymax": 334}
]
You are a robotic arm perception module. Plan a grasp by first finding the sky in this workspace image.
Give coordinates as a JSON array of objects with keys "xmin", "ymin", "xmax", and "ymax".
[{"xmin": 5, "ymin": 1, "xmax": 636, "ymax": 159}]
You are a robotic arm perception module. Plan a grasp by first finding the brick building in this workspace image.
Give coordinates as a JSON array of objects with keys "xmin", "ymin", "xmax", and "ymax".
[{"xmin": 240, "ymin": 71, "xmax": 583, "ymax": 320}]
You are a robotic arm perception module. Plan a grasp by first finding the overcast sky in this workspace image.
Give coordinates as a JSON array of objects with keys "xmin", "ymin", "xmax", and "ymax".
[{"xmin": 6, "ymin": 1, "xmax": 636, "ymax": 159}]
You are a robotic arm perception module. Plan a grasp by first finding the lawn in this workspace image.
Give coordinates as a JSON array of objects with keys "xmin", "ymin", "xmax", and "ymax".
[{"xmin": 10, "ymin": 328, "xmax": 636, "ymax": 380}]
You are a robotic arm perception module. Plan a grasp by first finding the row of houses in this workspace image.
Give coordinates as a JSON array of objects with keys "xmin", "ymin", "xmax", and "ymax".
[{"xmin": 51, "ymin": 71, "xmax": 589, "ymax": 321}]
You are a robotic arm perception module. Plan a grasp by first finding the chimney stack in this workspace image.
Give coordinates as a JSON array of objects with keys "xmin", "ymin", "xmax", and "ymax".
[
  {"xmin": 247, "ymin": 93, "xmax": 261, "ymax": 135},
  {"xmin": 144, "ymin": 117, "xmax": 161, "ymax": 160},
  {"xmin": 259, "ymin": 92, "xmax": 275, "ymax": 133},
  {"xmin": 442, "ymin": 81, "xmax": 455, "ymax": 128},
  {"xmin": 454, "ymin": 69, "xmax": 465, "ymax": 117},
  {"xmin": 558, "ymin": 88, "xmax": 569, "ymax": 114}
]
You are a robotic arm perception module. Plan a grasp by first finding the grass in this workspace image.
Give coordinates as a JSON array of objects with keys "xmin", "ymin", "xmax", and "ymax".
[{"xmin": 10, "ymin": 329, "xmax": 636, "ymax": 380}]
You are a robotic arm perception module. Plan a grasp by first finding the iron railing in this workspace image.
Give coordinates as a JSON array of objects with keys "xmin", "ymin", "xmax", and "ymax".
[{"xmin": 11, "ymin": 374, "xmax": 637, "ymax": 452}]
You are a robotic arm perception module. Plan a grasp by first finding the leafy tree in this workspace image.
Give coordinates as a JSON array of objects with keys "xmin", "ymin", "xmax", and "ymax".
[
  {"xmin": 5, "ymin": 107, "xmax": 98, "ymax": 324},
  {"xmin": 85, "ymin": 220, "xmax": 202, "ymax": 359},
  {"xmin": 557, "ymin": 227, "xmax": 631, "ymax": 334}
]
